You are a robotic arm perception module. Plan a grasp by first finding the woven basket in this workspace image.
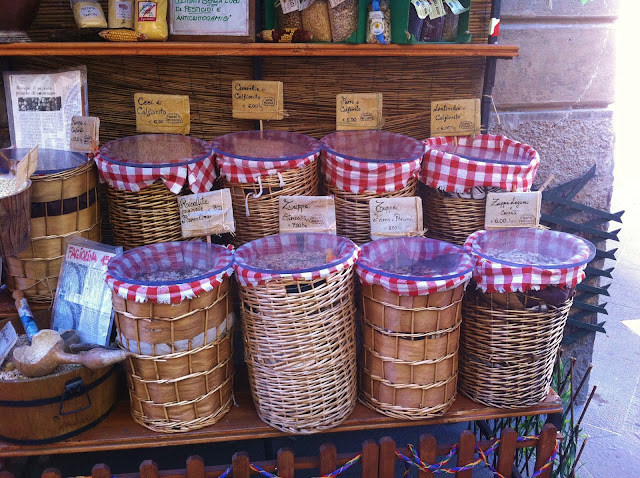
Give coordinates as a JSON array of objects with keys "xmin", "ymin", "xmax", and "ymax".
[
  {"xmin": 5, "ymin": 160, "xmax": 101, "ymax": 303},
  {"xmin": 239, "ymin": 265, "xmax": 357, "ymax": 434},
  {"xmin": 325, "ymin": 177, "xmax": 418, "ymax": 245},
  {"xmin": 114, "ymin": 277, "xmax": 233, "ymax": 356},
  {"xmin": 459, "ymin": 291, "xmax": 572, "ymax": 408},
  {"xmin": 419, "ymin": 183, "xmax": 485, "ymax": 247},
  {"xmin": 225, "ymin": 161, "xmax": 319, "ymax": 247}
]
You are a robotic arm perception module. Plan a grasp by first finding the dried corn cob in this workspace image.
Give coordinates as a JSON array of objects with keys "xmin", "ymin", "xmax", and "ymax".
[
  {"xmin": 99, "ymin": 29, "xmax": 147, "ymax": 42},
  {"xmin": 257, "ymin": 29, "xmax": 313, "ymax": 43}
]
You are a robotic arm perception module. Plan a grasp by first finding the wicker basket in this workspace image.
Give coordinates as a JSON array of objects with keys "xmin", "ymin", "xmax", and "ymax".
[
  {"xmin": 419, "ymin": 183, "xmax": 485, "ymax": 247},
  {"xmin": 225, "ymin": 160, "xmax": 319, "ymax": 246},
  {"xmin": 238, "ymin": 255, "xmax": 357, "ymax": 434},
  {"xmin": 459, "ymin": 290, "xmax": 572, "ymax": 408},
  {"xmin": 5, "ymin": 158, "xmax": 101, "ymax": 303},
  {"xmin": 326, "ymin": 177, "xmax": 418, "ymax": 245}
]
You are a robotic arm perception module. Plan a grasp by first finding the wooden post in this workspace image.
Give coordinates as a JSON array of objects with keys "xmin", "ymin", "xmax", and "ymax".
[
  {"xmin": 361, "ymin": 439, "xmax": 380, "ymax": 478},
  {"xmin": 418, "ymin": 433, "xmax": 437, "ymax": 478},
  {"xmin": 139, "ymin": 460, "xmax": 158, "ymax": 478},
  {"xmin": 496, "ymin": 428, "xmax": 518, "ymax": 478},
  {"xmin": 455, "ymin": 430, "xmax": 476, "ymax": 478},
  {"xmin": 378, "ymin": 437, "xmax": 396, "ymax": 478},
  {"xmin": 534, "ymin": 423, "xmax": 558, "ymax": 478},
  {"xmin": 91, "ymin": 464, "xmax": 112, "ymax": 478},
  {"xmin": 232, "ymin": 452, "xmax": 251, "ymax": 478},
  {"xmin": 277, "ymin": 448, "xmax": 295, "ymax": 478},
  {"xmin": 319, "ymin": 443, "xmax": 337, "ymax": 476},
  {"xmin": 186, "ymin": 456, "xmax": 205, "ymax": 478}
]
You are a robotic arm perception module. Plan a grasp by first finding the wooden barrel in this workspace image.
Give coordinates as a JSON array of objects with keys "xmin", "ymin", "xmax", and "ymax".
[
  {"xmin": 0, "ymin": 365, "xmax": 119, "ymax": 444},
  {"xmin": 0, "ymin": 180, "xmax": 31, "ymax": 257}
]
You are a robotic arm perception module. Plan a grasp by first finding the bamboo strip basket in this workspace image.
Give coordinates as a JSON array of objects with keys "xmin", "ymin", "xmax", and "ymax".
[
  {"xmin": 114, "ymin": 277, "xmax": 233, "ymax": 356},
  {"xmin": 459, "ymin": 291, "xmax": 573, "ymax": 408},
  {"xmin": 5, "ymin": 159, "xmax": 101, "ymax": 303},
  {"xmin": 225, "ymin": 161, "xmax": 319, "ymax": 247},
  {"xmin": 325, "ymin": 178, "xmax": 418, "ymax": 245},
  {"xmin": 419, "ymin": 183, "xmax": 486, "ymax": 247},
  {"xmin": 239, "ymin": 265, "xmax": 357, "ymax": 434}
]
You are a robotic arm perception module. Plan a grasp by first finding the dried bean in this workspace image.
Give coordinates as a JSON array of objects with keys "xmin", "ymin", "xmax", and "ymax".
[
  {"xmin": 301, "ymin": 0, "xmax": 332, "ymax": 42},
  {"xmin": 366, "ymin": 0, "xmax": 391, "ymax": 44},
  {"xmin": 328, "ymin": 0, "xmax": 358, "ymax": 42}
]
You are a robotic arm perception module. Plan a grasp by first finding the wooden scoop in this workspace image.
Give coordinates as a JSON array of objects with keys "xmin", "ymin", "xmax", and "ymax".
[{"xmin": 12, "ymin": 329, "xmax": 129, "ymax": 378}]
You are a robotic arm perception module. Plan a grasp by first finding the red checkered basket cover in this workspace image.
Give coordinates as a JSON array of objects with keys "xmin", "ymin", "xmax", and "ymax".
[
  {"xmin": 106, "ymin": 242, "xmax": 234, "ymax": 304},
  {"xmin": 96, "ymin": 135, "xmax": 216, "ymax": 194},
  {"xmin": 355, "ymin": 238, "xmax": 474, "ymax": 296},
  {"xmin": 464, "ymin": 230, "xmax": 595, "ymax": 293},
  {"xmin": 234, "ymin": 233, "xmax": 359, "ymax": 287},
  {"xmin": 321, "ymin": 131, "xmax": 425, "ymax": 194},
  {"xmin": 420, "ymin": 134, "xmax": 540, "ymax": 194}
]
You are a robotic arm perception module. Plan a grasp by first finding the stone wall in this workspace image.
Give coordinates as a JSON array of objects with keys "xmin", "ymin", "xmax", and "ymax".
[{"xmin": 489, "ymin": 0, "xmax": 618, "ymax": 402}]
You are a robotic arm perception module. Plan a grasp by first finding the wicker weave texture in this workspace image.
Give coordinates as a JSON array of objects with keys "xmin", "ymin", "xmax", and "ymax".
[
  {"xmin": 114, "ymin": 278, "xmax": 232, "ymax": 356},
  {"xmin": 225, "ymin": 161, "xmax": 319, "ymax": 247},
  {"xmin": 325, "ymin": 178, "xmax": 418, "ymax": 245},
  {"xmin": 419, "ymin": 183, "xmax": 486, "ymax": 247},
  {"xmin": 239, "ymin": 266, "xmax": 357, "ymax": 434},
  {"xmin": 4, "ymin": 160, "xmax": 101, "ymax": 303},
  {"xmin": 459, "ymin": 293, "xmax": 572, "ymax": 408}
]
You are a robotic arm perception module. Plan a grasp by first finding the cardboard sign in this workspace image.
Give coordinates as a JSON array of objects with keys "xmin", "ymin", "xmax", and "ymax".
[
  {"xmin": 134, "ymin": 93, "xmax": 190, "ymax": 134},
  {"xmin": 15, "ymin": 146, "xmax": 38, "ymax": 192},
  {"xmin": 430, "ymin": 98, "xmax": 481, "ymax": 136},
  {"xmin": 279, "ymin": 196, "xmax": 336, "ymax": 234},
  {"xmin": 370, "ymin": 197, "xmax": 423, "ymax": 240},
  {"xmin": 485, "ymin": 191, "xmax": 541, "ymax": 229},
  {"xmin": 0, "ymin": 321, "xmax": 18, "ymax": 366},
  {"xmin": 70, "ymin": 116, "xmax": 100, "ymax": 153},
  {"xmin": 179, "ymin": 189, "xmax": 235, "ymax": 237},
  {"xmin": 232, "ymin": 80, "xmax": 285, "ymax": 120},
  {"xmin": 336, "ymin": 93, "xmax": 383, "ymax": 131}
]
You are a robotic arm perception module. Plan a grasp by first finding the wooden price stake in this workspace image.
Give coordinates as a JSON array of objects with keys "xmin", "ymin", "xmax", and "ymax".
[
  {"xmin": 70, "ymin": 116, "xmax": 100, "ymax": 154},
  {"xmin": 336, "ymin": 93, "xmax": 383, "ymax": 131},
  {"xmin": 484, "ymin": 191, "xmax": 542, "ymax": 229},
  {"xmin": 430, "ymin": 98, "xmax": 481, "ymax": 137},
  {"xmin": 134, "ymin": 93, "xmax": 191, "ymax": 134},
  {"xmin": 178, "ymin": 189, "xmax": 235, "ymax": 243},
  {"xmin": 369, "ymin": 197, "xmax": 423, "ymax": 240},
  {"xmin": 278, "ymin": 196, "xmax": 337, "ymax": 234},
  {"xmin": 232, "ymin": 80, "xmax": 285, "ymax": 128}
]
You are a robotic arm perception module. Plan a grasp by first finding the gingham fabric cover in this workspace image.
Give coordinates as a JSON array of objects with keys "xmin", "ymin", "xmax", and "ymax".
[
  {"xmin": 234, "ymin": 234, "xmax": 359, "ymax": 287},
  {"xmin": 420, "ymin": 134, "xmax": 540, "ymax": 194},
  {"xmin": 106, "ymin": 242, "xmax": 234, "ymax": 304},
  {"xmin": 216, "ymin": 151, "xmax": 320, "ymax": 184},
  {"xmin": 464, "ymin": 230, "xmax": 591, "ymax": 293},
  {"xmin": 95, "ymin": 151, "xmax": 216, "ymax": 194},
  {"xmin": 355, "ymin": 238, "xmax": 473, "ymax": 296}
]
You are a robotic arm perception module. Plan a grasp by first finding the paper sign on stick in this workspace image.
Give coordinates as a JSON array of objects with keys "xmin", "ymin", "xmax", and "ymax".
[
  {"xmin": 232, "ymin": 80, "xmax": 285, "ymax": 120},
  {"xmin": 430, "ymin": 98, "xmax": 481, "ymax": 136},
  {"xmin": 70, "ymin": 116, "xmax": 100, "ymax": 153},
  {"xmin": 135, "ymin": 93, "xmax": 190, "ymax": 134},
  {"xmin": 370, "ymin": 197, "xmax": 423, "ymax": 240},
  {"xmin": 279, "ymin": 196, "xmax": 336, "ymax": 234},
  {"xmin": 179, "ymin": 189, "xmax": 235, "ymax": 238},
  {"xmin": 484, "ymin": 191, "xmax": 541, "ymax": 229},
  {"xmin": 336, "ymin": 93, "xmax": 383, "ymax": 131}
]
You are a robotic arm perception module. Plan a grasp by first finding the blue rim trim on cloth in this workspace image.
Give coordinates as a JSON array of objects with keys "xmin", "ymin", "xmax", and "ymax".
[{"xmin": 211, "ymin": 131, "xmax": 321, "ymax": 162}]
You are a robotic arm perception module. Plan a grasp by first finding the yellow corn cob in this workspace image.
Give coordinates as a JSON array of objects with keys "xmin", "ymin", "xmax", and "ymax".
[{"xmin": 99, "ymin": 29, "xmax": 148, "ymax": 42}]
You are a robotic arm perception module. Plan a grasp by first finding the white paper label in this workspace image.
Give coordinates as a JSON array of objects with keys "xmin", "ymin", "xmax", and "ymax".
[
  {"xmin": 116, "ymin": 0, "xmax": 132, "ymax": 19},
  {"xmin": 329, "ymin": 0, "xmax": 348, "ymax": 7},
  {"xmin": 280, "ymin": 0, "xmax": 300, "ymax": 14},
  {"xmin": 370, "ymin": 197, "xmax": 424, "ymax": 241},
  {"xmin": 171, "ymin": 0, "xmax": 250, "ymax": 36},
  {"xmin": 279, "ymin": 196, "xmax": 336, "ymax": 234},
  {"xmin": 0, "ymin": 322, "xmax": 18, "ymax": 366},
  {"xmin": 179, "ymin": 189, "xmax": 235, "ymax": 237},
  {"xmin": 369, "ymin": 11, "xmax": 385, "ymax": 35},
  {"xmin": 484, "ymin": 192, "xmax": 541, "ymax": 229},
  {"xmin": 444, "ymin": 0, "xmax": 466, "ymax": 14},
  {"xmin": 429, "ymin": 0, "xmax": 446, "ymax": 19},
  {"xmin": 412, "ymin": 0, "xmax": 430, "ymax": 19}
]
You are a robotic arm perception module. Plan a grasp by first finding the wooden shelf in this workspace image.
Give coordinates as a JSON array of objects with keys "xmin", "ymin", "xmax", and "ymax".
[
  {"xmin": 0, "ymin": 383, "xmax": 561, "ymax": 458},
  {"xmin": 0, "ymin": 42, "xmax": 519, "ymax": 58}
]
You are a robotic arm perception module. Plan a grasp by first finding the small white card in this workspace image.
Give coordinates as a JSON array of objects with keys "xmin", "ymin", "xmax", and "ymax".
[
  {"xmin": 279, "ymin": 196, "xmax": 336, "ymax": 234},
  {"xmin": 179, "ymin": 189, "xmax": 235, "ymax": 237},
  {"xmin": 485, "ymin": 191, "xmax": 541, "ymax": 229},
  {"xmin": 370, "ymin": 197, "xmax": 423, "ymax": 240},
  {"xmin": 0, "ymin": 321, "xmax": 18, "ymax": 366}
]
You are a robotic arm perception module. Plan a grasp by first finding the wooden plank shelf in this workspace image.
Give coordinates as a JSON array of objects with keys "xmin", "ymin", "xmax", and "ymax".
[
  {"xmin": 0, "ymin": 42, "xmax": 519, "ymax": 58},
  {"xmin": 0, "ymin": 381, "xmax": 561, "ymax": 458}
]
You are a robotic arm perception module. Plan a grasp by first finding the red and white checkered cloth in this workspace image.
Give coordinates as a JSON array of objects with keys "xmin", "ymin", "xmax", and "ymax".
[
  {"xmin": 216, "ymin": 151, "xmax": 320, "ymax": 184},
  {"xmin": 355, "ymin": 238, "xmax": 473, "ymax": 296},
  {"xmin": 106, "ymin": 242, "xmax": 234, "ymax": 304},
  {"xmin": 234, "ymin": 233, "xmax": 359, "ymax": 287},
  {"xmin": 96, "ymin": 136, "xmax": 216, "ymax": 194},
  {"xmin": 464, "ymin": 230, "xmax": 594, "ymax": 293},
  {"xmin": 321, "ymin": 131, "xmax": 425, "ymax": 194},
  {"xmin": 420, "ymin": 134, "xmax": 540, "ymax": 194}
]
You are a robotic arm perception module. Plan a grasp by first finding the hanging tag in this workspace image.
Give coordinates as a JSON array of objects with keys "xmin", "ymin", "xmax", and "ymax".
[
  {"xmin": 484, "ymin": 191, "xmax": 541, "ymax": 229},
  {"xmin": 15, "ymin": 146, "xmax": 38, "ymax": 192},
  {"xmin": 298, "ymin": 0, "xmax": 315, "ymax": 10},
  {"xmin": 0, "ymin": 321, "xmax": 18, "ymax": 367},
  {"xmin": 279, "ymin": 0, "xmax": 300, "ymax": 14},
  {"xmin": 444, "ymin": 0, "xmax": 467, "ymax": 14},
  {"xmin": 329, "ymin": 0, "xmax": 348, "ymax": 7},
  {"xmin": 429, "ymin": 0, "xmax": 446, "ymax": 19},
  {"xmin": 336, "ymin": 93, "xmax": 383, "ymax": 131},
  {"xmin": 135, "ymin": 93, "xmax": 190, "ymax": 134},
  {"xmin": 232, "ymin": 80, "xmax": 285, "ymax": 120},
  {"xmin": 179, "ymin": 189, "xmax": 235, "ymax": 238},
  {"xmin": 370, "ymin": 197, "xmax": 423, "ymax": 240},
  {"xmin": 411, "ymin": 0, "xmax": 430, "ymax": 19},
  {"xmin": 70, "ymin": 116, "xmax": 100, "ymax": 153},
  {"xmin": 430, "ymin": 98, "xmax": 481, "ymax": 136},
  {"xmin": 279, "ymin": 196, "xmax": 336, "ymax": 234}
]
